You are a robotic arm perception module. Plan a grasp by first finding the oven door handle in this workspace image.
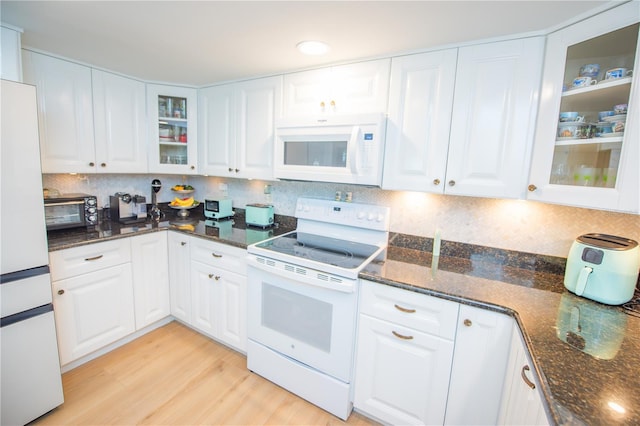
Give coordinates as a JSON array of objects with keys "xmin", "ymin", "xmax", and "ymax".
[{"xmin": 247, "ymin": 255, "xmax": 356, "ymax": 293}]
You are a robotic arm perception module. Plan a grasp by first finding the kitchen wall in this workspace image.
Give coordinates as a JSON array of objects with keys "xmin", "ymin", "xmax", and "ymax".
[{"xmin": 43, "ymin": 173, "xmax": 640, "ymax": 258}]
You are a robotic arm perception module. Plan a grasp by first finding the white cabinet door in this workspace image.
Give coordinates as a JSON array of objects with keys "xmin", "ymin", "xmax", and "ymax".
[
  {"xmin": 215, "ymin": 268, "xmax": 247, "ymax": 352},
  {"xmin": 382, "ymin": 49, "xmax": 458, "ymax": 192},
  {"xmin": 498, "ymin": 327, "xmax": 549, "ymax": 426},
  {"xmin": 446, "ymin": 37, "xmax": 544, "ymax": 199},
  {"xmin": 354, "ymin": 314, "xmax": 455, "ymax": 426},
  {"xmin": 235, "ymin": 76, "xmax": 281, "ymax": 180},
  {"xmin": 198, "ymin": 84, "xmax": 235, "ymax": 176},
  {"xmin": 444, "ymin": 305, "xmax": 514, "ymax": 425},
  {"xmin": 199, "ymin": 76, "xmax": 281, "ymax": 179},
  {"xmin": 283, "ymin": 59, "xmax": 390, "ymax": 116},
  {"xmin": 190, "ymin": 259, "xmax": 217, "ymax": 337},
  {"xmin": 130, "ymin": 233, "xmax": 170, "ymax": 330},
  {"xmin": 527, "ymin": 3, "xmax": 639, "ymax": 213},
  {"xmin": 147, "ymin": 84, "xmax": 198, "ymax": 174},
  {"xmin": 22, "ymin": 50, "xmax": 96, "ymax": 174},
  {"xmin": 1, "ymin": 25, "xmax": 22, "ymax": 81},
  {"xmin": 92, "ymin": 69, "xmax": 147, "ymax": 173},
  {"xmin": 167, "ymin": 231, "xmax": 191, "ymax": 323},
  {"xmin": 52, "ymin": 263, "xmax": 135, "ymax": 365}
]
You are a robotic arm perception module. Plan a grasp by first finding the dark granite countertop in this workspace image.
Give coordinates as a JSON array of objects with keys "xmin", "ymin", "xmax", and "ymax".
[
  {"xmin": 47, "ymin": 215, "xmax": 640, "ymax": 425},
  {"xmin": 47, "ymin": 207, "xmax": 296, "ymax": 252},
  {"xmin": 362, "ymin": 245, "xmax": 640, "ymax": 426}
]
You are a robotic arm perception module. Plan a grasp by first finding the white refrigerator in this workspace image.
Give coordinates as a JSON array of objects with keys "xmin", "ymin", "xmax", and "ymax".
[{"xmin": 1, "ymin": 79, "xmax": 64, "ymax": 425}]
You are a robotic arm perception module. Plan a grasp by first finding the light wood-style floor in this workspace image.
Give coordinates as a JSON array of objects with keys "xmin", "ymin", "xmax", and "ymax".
[{"xmin": 32, "ymin": 321, "xmax": 377, "ymax": 425}]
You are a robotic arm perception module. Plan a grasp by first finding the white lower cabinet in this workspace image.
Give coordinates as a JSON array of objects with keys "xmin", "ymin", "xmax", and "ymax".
[
  {"xmin": 51, "ymin": 263, "xmax": 135, "ymax": 366},
  {"xmin": 169, "ymin": 234, "xmax": 247, "ymax": 352},
  {"xmin": 498, "ymin": 326, "xmax": 550, "ymax": 426},
  {"xmin": 168, "ymin": 231, "xmax": 192, "ymax": 323},
  {"xmin": 444, "ymin": 305, "xmax": 514, "ymax": 425},
  {"xmin": 130, "ymin": 233, "xmax": 170, "ymax": 330},
  {"xmin": 354, "ymin": 281, "xmax": 459, "ymax": 425}
]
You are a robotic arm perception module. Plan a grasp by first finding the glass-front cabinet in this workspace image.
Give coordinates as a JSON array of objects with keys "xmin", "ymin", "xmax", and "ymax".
[
  {"xmin": 147, "ymin": 84, "xmax": 197, "ymax": 174},
  {"xmin": 528, "ymin": 3, "xmax": 639, "ymax": 213}
]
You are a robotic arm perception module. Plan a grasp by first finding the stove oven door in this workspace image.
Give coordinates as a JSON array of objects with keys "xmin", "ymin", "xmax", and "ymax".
[{"xmin": 247, "ymin": 264, "xmax": 358, "ymax": 383}]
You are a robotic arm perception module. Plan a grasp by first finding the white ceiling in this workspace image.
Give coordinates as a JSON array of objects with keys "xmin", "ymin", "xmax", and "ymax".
[{"xmin": 1, "ymin": 1, "xmax": 617, "ymax": 87}]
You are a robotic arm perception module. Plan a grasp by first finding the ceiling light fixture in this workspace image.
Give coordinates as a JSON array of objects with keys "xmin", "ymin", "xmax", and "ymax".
[{"xmin": 296, "ymin": 40, "xmax": 330, "ymax": 56}]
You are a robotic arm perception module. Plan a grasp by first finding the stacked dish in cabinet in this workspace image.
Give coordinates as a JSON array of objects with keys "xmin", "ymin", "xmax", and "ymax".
[{"xmin": 551, "ymin": 23, "xmax": 638, "ymax": 188}]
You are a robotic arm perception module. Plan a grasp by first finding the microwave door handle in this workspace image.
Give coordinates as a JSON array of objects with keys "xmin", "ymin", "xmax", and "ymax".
[{"xmin": 349, "ymin": 126, "xmax": 360, "ymax": 174}]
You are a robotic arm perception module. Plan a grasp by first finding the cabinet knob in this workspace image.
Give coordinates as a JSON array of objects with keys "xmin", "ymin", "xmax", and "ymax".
[
  {"xmin": 528, "ymin": 184, "xmax": 537, "ymax": 192},
  {"xmin": 330, "ymin": 100, "xmax": 336, "ymax": 108},
  {"xmin": 89, "ymin": 162, "xmax": 95, "ymax": 167},
  {"xmin": 208, "ymin": 274, "xmax": 220, "ymax": 280},
  {"xmin": 100, "ymin": 163, "xmax": 106, "ymax": 168},
  {"xmin": 228, "ymin": 167, "xmax": 233, "ymax": 172},
  {"xmin": 463, "ymin": 319, "xmax": 472, "ymax": 327},
  {"xmin": 190, "ymin": 165, "xmax": 195, "ymax": 170},
  {"xmin": 320, "ymin": 101, "xmax": 325, "ymax": 109},
  {"xmin": 521, "ymin": 365, "xmax": 536, "ymax": 389},
  {"xmin": 448, "ymin": 180, "xmax": 456, "ymax": 187},
  {"xmin": 180, "ymin": 241, "xmax": 187, "ymax": 246},
  {"xmin": 235, "ymin": 168, "xmax": 239, "ymax": 173},
  {"xmin": 433, "ymin": 179, "xmax": 441, "ymax": 186},
  {"xmin": 57, "ymin": 289, "xmax": 65, "ymax": 295}
]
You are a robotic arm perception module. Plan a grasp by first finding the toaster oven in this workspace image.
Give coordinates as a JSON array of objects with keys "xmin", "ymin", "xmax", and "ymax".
[{"xmin": 44, "ymin": 193, "xmax": 98, "ymax": 231}]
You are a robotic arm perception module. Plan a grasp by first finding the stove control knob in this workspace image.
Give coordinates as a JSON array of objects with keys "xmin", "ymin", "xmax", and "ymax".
[
  {"xmin": 357, "ymin": 211, "xmax": 365, "ymax": 220},
  {"xmin": 367, "ymin": 213, "xmax": 375, "ymax": 221}
]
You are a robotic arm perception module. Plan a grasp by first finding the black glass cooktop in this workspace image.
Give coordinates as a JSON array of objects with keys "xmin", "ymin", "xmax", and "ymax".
[{"xmin": 254, "ymin": 232, "xmax": 380, "ymax": 270}]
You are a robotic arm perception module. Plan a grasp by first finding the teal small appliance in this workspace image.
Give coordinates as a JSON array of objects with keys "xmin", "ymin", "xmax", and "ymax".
[{"xmin": 564, "ymin": 233, "xmax": 639, "ymax": 305}]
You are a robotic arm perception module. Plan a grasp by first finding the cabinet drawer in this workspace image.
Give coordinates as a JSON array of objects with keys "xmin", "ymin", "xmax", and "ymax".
[
  {"xmin": 360, "ymin": 280, "xmax": 459, "ymax": 340},
  {"xmin": 49, "ymin": 239, "xmax": 131, "ymax": 281},
  {"xmin": 189, "ymin": 237, "xmax": 247, "ymax": 275}
]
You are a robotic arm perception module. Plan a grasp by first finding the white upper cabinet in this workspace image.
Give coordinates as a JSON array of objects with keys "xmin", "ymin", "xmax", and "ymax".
[
  {"xmin": 382, "ymin": 48, "xmax": 458, "ymax": 191},
  {"xmin": 1, "ymin": 24, "xmax": 22, "ymax": 82},
  {"xmin": 283, "ymin": 59, "xmax": 390, "ymax": 117},
  {"xmin": 383, "ymin": 37, "xmax": 544, "ymax": 199},
  {"xmin": 447, "ymin": 37, "xmax": 544, "ymax": 198},
  {"xmin": 22, "ymin": 51, "xmax": 96, "ymax": 174},
  {"xmin": 199, "ymin": 76, "xmax": 282, "ymax": 180},
  {"xmin": 147, "ymin": 84, "xmax": 198, "ymax": 174},
  {"xmin": 22, "ymin": 51, "xmax": 148, "ymax": 174},
  {"xmin": 527, "ymin": 3, "xmax": 639, "ymax": 213},
  {"xmin": 92, "ymin": 70, "xmax": 147, "ymax": 173}
]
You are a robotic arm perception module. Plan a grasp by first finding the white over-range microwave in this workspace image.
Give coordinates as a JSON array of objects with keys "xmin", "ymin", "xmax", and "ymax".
[{"xmin": 273, "ymin": 113, "xmax": 386, "ymax": 186}]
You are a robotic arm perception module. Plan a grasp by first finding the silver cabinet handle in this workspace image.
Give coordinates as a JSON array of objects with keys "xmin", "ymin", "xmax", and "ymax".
[
  {"xmin": 84, "ymin": 255, "xmax": 103, "ymax": 261},
  {"xmin": 211, "ymin": 252, "xmax": 223, "ymax": 258},
  {"xmin": 392, "ymin": 330, "xmax": 413, "ymax": 340},
  {"xmin": 394, "ymin": 304, "xmax": 416, "ymax": 314},
  {"xmin": 521, "ymin": 365, "xmax": 536, "ymax": 389}
]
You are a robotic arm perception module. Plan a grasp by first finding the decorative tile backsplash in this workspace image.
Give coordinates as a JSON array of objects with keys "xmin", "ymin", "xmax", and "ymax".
[{"xmin": 43, "ymin": 174, "xmax": 640, "ymax": 258}]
